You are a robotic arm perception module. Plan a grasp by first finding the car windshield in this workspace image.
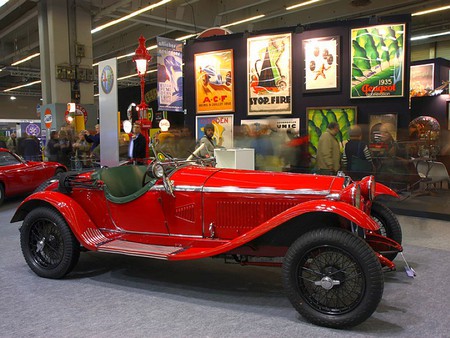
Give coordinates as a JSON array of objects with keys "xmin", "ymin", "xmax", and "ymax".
[{"xmin": 0, "ymin": 152, "xmax": 21, "ymax": 166}]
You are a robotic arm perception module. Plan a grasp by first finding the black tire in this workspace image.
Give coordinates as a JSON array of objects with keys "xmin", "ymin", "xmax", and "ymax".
[
  {"xmin": 371, "ymin": 200, "xmax": 402, "ymax": 260},
  {"xmin": 282, "ymin": 228, "xmax": 384, "ymax": 329},
  {"xmin": 0, "ymin": 182, "xmax": 6, "ymax": 205},
  {"xmin": 0, "ymin": 183, "xmax": 5, "ymax": 206},
  {"xmin": 20, "ymin": 207, "xmax": 80, "ymax": 279},
  {"xmin": 34, "ymin": 178, "xmax": 57, "ymax": 193}
]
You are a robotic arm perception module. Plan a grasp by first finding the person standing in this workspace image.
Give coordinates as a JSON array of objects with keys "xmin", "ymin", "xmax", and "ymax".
[
  {"xmin": 316, "ymin": 122, "xmax": 341, "ymax": 175},
  {"xmin": 22, "ymin": 134, "xmax": 41, "ymax": 161},
  {"xmin": 45, "ymin": 131, "xmax": 60, "ymax": 162},
  {"xmin": 128, "ymin": 123, "xmax": 146, "ymax": 163},
  {"xmin": 342, "ymin": 125, "xmax": 375, "ymax": 180},
  {"xmin": 72, "ymin": 131, "xmax": 91, "ymax": 168},
  {"xmin": 6, "ymin": 132, "xmax": 17, "ymax": 153},
  {"xmin": 196, "ymin": 123, "xmax": 216, "ymax": 158},
  {"xmin": 84, "ymin": 124, "xmax": 100, "ymax": 154}
]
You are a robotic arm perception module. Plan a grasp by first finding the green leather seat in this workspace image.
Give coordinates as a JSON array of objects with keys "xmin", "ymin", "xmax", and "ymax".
[{"xmin": 93, "ymin": 165, "xmax": 156, "ymax": 203}]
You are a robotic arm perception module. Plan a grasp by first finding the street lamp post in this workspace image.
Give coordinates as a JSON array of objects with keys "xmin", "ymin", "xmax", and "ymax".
[{"xmin": 133, "ymin": 35, "xmax": 152, "ymax": 158}]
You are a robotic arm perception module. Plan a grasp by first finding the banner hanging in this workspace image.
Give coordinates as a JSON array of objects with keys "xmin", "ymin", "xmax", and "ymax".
[{"xmin": 157, "ymin": 37, "xmax": 183, "ymax": 112}]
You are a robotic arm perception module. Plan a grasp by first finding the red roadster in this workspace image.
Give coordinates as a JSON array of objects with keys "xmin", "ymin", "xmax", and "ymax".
[
  {"xmin": 0, "ymin": 148, "xmax": 66, "ymax": 205},
  {"xmin": 12, "ymin": 154, "xmax": 408, "ymax": 329}
]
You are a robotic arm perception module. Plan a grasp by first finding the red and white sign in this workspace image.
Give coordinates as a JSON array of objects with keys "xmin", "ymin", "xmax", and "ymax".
[{"xmin": 44, "ymin": 108, "xmax": 52, "ymax": 129}]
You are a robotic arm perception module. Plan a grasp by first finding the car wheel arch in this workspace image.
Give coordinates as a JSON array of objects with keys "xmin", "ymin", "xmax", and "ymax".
[{"xmin": 11, "ymin": 192, "xmax": 99, "ymax": 251}]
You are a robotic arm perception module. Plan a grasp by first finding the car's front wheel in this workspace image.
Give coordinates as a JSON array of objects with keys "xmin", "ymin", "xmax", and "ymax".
[
  {"xmin": 282, "ymin": 227, "xmax": 384, "ymax": 329},
  {"xmin": 20, "ymin": 207, "xmax": 80, "ymax": 279}
]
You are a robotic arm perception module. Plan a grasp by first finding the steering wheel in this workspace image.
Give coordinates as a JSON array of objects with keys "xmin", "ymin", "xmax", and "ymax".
[{"xmin": 142, "ymin": 163, "xmax": 159, "ymax": 187}]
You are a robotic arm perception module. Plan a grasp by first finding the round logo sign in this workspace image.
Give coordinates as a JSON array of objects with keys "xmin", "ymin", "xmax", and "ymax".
[
  {"xmin": 44, "ymin": 108, "xmax": 52, "ymax": 129},
  {"xmin": 25, "ymin": 123, "xmax": 41, "ymax": 136},
  {"xmin": 100, "ymin": 65, "xmax": 114, "ymax": 94}
]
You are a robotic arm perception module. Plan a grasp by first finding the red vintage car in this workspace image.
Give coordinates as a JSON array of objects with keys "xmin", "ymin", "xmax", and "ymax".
[
  {"xmin": 0, "ymin": 148, "xmax": 66, "ymax": 205},
  {"xmin": 12, "ymin": 155, "xmax": 409, "ymax": 329}
]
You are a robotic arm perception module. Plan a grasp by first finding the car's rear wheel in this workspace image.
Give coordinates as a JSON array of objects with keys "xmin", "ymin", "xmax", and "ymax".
[
  {"xmin": 0, "ymin": 183, "xmax": 5, "ymax": 206},
  {"xmin": 282, "ymin": 227, "xmax": 383, "ymax": 329},
  {"xmin": 371, "ymin": 200, "xmax": 402, "ymax": 260},
  {"xmin": 20, "ymin": 207, "xmax": 80, "ymax": 279}
]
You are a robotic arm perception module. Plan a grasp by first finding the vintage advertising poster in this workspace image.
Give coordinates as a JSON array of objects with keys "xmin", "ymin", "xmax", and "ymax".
[
  {"xmin": 241, "ymin": 117, "xmax": 299, "ymax": 138},
  {"xmin": 410, "ymin": 63, "xmax": 434, "ymax": 97},
  {"xmin": 196, "ymin": 114, "xmax": 234, "ymax": 148},
  {"xmin": 157, "ymin": 37, "xmax": 183, "ymax": 112},
  {"xmin": 247, "ymin": 33, "xmax": 292, "ymax": 115},
  {"xmin": 195, "ymin": 49, "xmax": 234, "ymax": 114},
  {"xmin": 351, "ymin": 24, "xmax": 405, "ymax": 98},
  {"xmin": 303, "ymin": 36, "xmax": 339, "ymax": 92},
  {"xmin": 369, "ymin": 113, "xmax": 398, "ymax": 142},
  {"xmin": 307, "ymin": 107, "xmax": 357, "ymax": 159}
]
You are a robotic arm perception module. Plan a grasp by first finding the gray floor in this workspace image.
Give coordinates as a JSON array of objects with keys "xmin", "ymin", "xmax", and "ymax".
[{"xmin": 1, "ymin": 196, "xmax": 449, "ymax": 338}]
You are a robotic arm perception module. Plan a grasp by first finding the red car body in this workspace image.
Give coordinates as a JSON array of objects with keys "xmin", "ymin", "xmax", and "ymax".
[
  {"xmin": 0, "ymin": 148, "xmax": 66, "ymax": 204},
  {"xmin": 12, "ymin": 160, "xmax": 406, "ymax": 329}
]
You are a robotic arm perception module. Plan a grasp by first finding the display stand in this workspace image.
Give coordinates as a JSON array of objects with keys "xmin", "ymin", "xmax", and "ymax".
[{"xmin": 214, "ymin": 148, "xmax": 255, "ymax": 170}]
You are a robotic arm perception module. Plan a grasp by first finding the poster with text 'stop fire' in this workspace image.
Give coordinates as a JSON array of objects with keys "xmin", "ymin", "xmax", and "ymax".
[
  {"xmin": 247, "ymin": 33, "xmax": 292, "ymax": 115},
  {"xmin": 350, "ymin": 24, "xmax": 405, "ymax": 98}
]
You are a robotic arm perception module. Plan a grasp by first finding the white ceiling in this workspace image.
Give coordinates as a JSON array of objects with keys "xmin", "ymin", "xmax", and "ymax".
[{"xmin": 1, "ymin": 0, "xmax": 449, "ymax": 96}]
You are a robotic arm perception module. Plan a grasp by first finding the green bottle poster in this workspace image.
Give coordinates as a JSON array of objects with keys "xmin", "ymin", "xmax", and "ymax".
[{"xmin": 350, "ymin": 24, "xmax": 405, "ymax": 98}]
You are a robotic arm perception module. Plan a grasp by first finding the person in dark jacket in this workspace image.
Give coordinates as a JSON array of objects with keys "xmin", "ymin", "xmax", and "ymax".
[
  {"xmin": 22, "ymin": 134, "xmax": 41, "ymax": 161},
  {"xmin": 128, "ymin": 123, "xmax": 146, "ymax": 163},
  {"xmin": 342, "ymin": 125, "xmax": 375, "ymax": 180},
  {"xmin": 84, "ymin": 124, "xmax": 100, "ymax": 153}
]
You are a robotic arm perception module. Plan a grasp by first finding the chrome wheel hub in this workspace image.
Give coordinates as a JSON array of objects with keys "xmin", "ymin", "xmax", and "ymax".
[{"xmin": 314, "ymin": 276, "xmax": 340, "ymax": 290}]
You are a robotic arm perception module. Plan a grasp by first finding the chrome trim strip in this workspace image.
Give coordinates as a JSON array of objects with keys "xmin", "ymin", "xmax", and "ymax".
[
  {"xmin": 203, "ymin": 186, "xmax": 330, "ymax": 195},
  {"xmin": 151, "ymin": 183, "xmax": 330, "ymax": 195},
  {"xmin": 100, "ymin": 228, "xmax": 203, "ymax": 238}
]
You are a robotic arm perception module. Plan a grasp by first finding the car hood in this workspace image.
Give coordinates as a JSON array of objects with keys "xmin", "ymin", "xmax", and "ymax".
[{"xmin": 172, "ymin": 166, "xmax": 346, "ymax": 195}]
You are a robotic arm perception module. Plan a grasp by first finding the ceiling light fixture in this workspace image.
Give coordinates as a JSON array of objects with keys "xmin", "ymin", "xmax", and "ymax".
[
  {"xmin": 91, "ymin": 0, "xmax": 172, "ymax": 34},
  {"xmin": 4, "ymin": 80, "xmax": 41, "ymax": 92},
  {"xmin": 220, "ymin": 14, "xmax": 265, "ymax": 28},
  {"xmin": 176, "ymin": 34, "xmax": 197, "ymax": 41},
  {"xmin": 411, "ymin": 30, "xmax": 450, "ymax": 41},
  {"xmin": 11, "ymin": 52, "xmax": 40, "ymax": 66},
  {"xmin": 286, "ymin": 0, "xmax": 320, "ymax": 11},
  {"xmin": 412, "ymin": 5, "xmax": 450, "ymax": 16},
  {"xmin": 10, "ymin": 96, "xmax": 16, "ymax": 100}
]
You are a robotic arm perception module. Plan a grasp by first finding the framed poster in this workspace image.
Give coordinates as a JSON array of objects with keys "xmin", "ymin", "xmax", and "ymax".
[
  {"xmin": 196, "ymin": 114, "xmax": 234, "ymax": 148},
  {"xmin": 195, "ymin": 49, "xmax": 235, "ymax": 114},
  {"xmin": 410, "ymin": 63, "xmax": 434, "ymax": 97},
  {"xmin": 241, "ymin": 117, "xmax": 299, "ymax": 138},
  {"xmin": 307, "ymin": 107, "xmax": 357, "ymax": 159},
  {"xmin": 303, "ymin": 36, "xmax": 339, "ymax": 92},
  {"xmin": 350, "ymin": 24, "xmax": 405, "ymax": 98},
  {"xmin": 247, "ymin": 33, "xmax": 292, "ymax": 115},
  {"xmin": 369, "ymin": 113, "xmax": 398, "ymax": 142}
]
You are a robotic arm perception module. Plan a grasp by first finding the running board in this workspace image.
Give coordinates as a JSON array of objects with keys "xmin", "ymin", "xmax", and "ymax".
[{"xmin": 97, "ymin": 240, "xmax": 184, "ymax": 259}]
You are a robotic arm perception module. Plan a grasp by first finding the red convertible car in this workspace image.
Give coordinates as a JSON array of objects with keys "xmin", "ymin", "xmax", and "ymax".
[
  {"xmin": 0, "ymin": 148, "xmax": 66, "ymax": 205},
  {"xmin": 12, "ymin": 155, "xmax": 409, "ymax": 329}
]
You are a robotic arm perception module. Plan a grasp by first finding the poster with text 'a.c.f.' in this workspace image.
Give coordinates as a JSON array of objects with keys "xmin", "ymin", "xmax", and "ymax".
[{"xmin": 195, "ymin": 49, "xmax": 234, "ymax": 114}]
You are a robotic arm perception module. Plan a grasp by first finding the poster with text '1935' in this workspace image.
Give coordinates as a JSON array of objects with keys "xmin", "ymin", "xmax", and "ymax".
[
  {"xmin": 351, "ymin": 23, "xmax": 405, "ymax": 98},
  {"xmin": 247, "ymin": 33, "xmax": 292, "ymax": 115}
]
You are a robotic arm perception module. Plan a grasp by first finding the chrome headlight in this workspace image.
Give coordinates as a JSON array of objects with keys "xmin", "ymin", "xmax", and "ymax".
[
  {"xmin": 360, "ymin": 175, "xmax": 376, "ymax": 201},
  {"xmin": 152, "ymin": 163, "xmax": 165, "ymax": 178},
  {"xmin": 351, "ymin": 184, "xmax": 361, "ymax": 209}
]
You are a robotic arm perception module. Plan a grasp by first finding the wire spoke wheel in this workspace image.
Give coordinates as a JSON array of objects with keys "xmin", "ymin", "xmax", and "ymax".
[
  {"xmin": 20, "ymin": 207, "xmax": 80, "ymax": 279},
  {"xmin": 283, "ymin": 228, "xmax": 383, "ymax": 329},
  {"xmin": 28, "ymin": 219, "xmax": 64, "ymax": 269},
  {"xmin": 298, "ymin": 247, "xmax": 364, "ymax": 314}
]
